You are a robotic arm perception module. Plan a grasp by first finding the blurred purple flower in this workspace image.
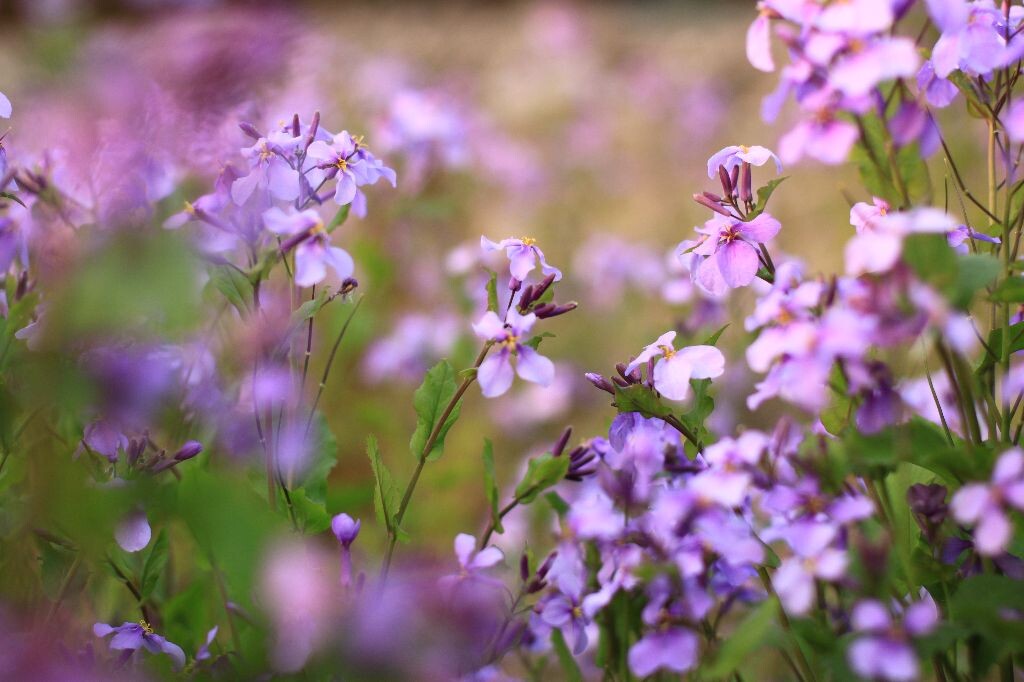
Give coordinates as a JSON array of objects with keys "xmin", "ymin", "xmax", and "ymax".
[
  {"xmin": 115, "ymin": 512, "xmax": 151, "ymax": 553},
  {"xmin": 93, "ymin": 621, "xmax": 185, "ymax": 670},
  {"xmin": 232, "ymin": 132, "xmax": 302, "ymax": 205},
  {"xmin": 705, "ymin": 144, "xmax": 781, "ymax": 178},
  {"xmin": 847, "ymin": 595, "xmax": 938, "ymax": 681},
  {"xmin": 951, "ymin": 448, "xmax": 1024, "ymax": 556}
]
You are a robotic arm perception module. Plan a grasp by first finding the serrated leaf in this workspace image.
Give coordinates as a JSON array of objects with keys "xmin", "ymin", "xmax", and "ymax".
[
  {"xmin": 139, "ymin": 530, "xmax": 168, "ymax": 600},
  {"xmin": 409, "ymin": 360, "xmax": 462, "ymax": 463},
  {"xmin": 209, "ymin": 265, "xmax": 253, "ymax": 316},
  {"xmin": 485, "ymin": 269, "xmax": 499, "ymax": 313},
  {"xmin": 481, "ymin": 439, "xmax": 503, "ymax": 535},
  {"xmin": 514, "ymin": 453, "xmax": 569, "ymax": 504},
  {"xmin": 367, "ymin": 436, "xmax": 405, "ymax": 541},
  {"xmin": 612, "ymin": 383, "xmax": 673, "ymax": 419}
]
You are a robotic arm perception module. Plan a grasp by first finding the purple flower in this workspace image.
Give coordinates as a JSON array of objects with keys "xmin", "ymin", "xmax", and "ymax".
[
  {"xmin": 829, "ymin": 37, "xmax": 919, "ymax": 98},
  {"xmin": 306, "ymin": 131, "xmax": 396, "ymax": 217},
  {"xmin": 93, "ymin": 621, "xmax": 186, "ymax": 670},
  {"xmin": 1006, "ymin": 99, "xmax": 1024, "ymax": 143},
  {"xmin": 472, "ymin": 310, "xmax": 554, "ymax": 398},
  {"xmin": 845, "ymin": 207, "xmax": 956, "ymax": 275},
  {"xmin": 481, "ymin": 235, "xmax": 562, "ymax": 283},
  {"xmin": 770, "ymin": 521, "xmax": 848, "ymax": 614},
  {"xmin": 778, "ymin": 108, "xmax": 860, "ymax": 165},
  {"xmin": 746, "ymin": 8, "xmax": 775, "ymax": 72},
  {"xmin": 928, "ymin": 0, "xmax": 1007, "ymax": 79},
  {"xmin": 115, "ymin": 512, "xmax": 152, "ymax": 553},
  {"xmin": 0, "ymin": 91, "xmax": 10, "ymax": 119},
  {"xmin": 331, "ymin": 513, "xmax": 361, "ymax": 548},
  {"xmin": 951, "ymin": 448, "xmax": 1024, "ymax": 556},
  {"xmin": 195, "ymin": 626, "xmax": 219, "ymax": 663},
  {"xmin": 847, "ymin": 596, "xmax": 938, "ymax": 681},
  {"xmin": 439, "ymin": 533, "xmax": 504, "ymax": 593},
  {"xmin": 540, "ymin": 590, "xmax": 597, "ymax": 655},
  {"xmin": 264, "ymin": 207, "xmax": 354, "ymax": 287},
  {"xmin": 947, "ymin": 224, "xmax": 1001, "ymax": 254},
  {"xmin": 625, "ymin": 331, "xmax": 725, "ymax": 401},
  {"xmin": 231, "ymin": 132, "xmax": 302, "ymax": 205},
  {"xmin": 917, "ymin": 60, "xmax": 959, "ymax": 108},
  {"xmin": 692, "ymin": 212, "xmax": 781, "ymax": 293},
  {"xmin": 705, "ymin": 144, "xmax": 782, "ymax": 179},
  {"xmin": 628, "ymin": 627, "xmax": 699, "ymax": 677}
]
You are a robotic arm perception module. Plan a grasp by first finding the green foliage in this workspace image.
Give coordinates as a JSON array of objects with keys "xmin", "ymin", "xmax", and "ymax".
[
  {"xmin": 989, "ymin": 274, "xmax": 1024, "ymax": 303},
  {"xmin": 486, "ymin": 269, "xmax": 499, "ymax": 313},
  {"xmin": 707, "ymin": 597, "xmax": 782, "ymax": 677},
  {"xmin": 902, "ymin": 235, "xmax": 999, "ymax": 310},
  {"xmin": 951, "ymin": 575, "xmax": 1024, "ymax": 673},
  {"xmin": 514, "ymin": 453, "xmax": 570, "ymax": 504},
  {"xmin": 750, "ymin": 176, "xmax": 788, "ymax": 218},
  {"xmin": 409, "ymin": 360, "xmax": 462, "ymax": 462},
  {"xmin": 139, "ymin": 529, "xmax": 168, "ymax": 600},
  {"xmin": 367, "ymin": 435, "xmax": 405, "ymax": 541},
  {"xmin": 481, "ymin": 439, "xmax": 503, "ymax": 535},
  {"xmin": 209, "ymin": 264, "xmax": 254, "ymax": 316},
  {"xmin": 299, "ymin": 411, "xmax": 339, "ymax": 504},
  {"xmin": 550, "ymin": 628, "xmax": 584, "ymax": 682}
]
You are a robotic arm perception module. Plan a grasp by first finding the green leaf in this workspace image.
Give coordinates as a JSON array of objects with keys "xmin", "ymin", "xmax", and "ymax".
[
  {"xmin": 990, "ymin": 275, "xmax": 1024, "ymax": 303},
  {"xmin": 612, "ymin": 383, "xmax": 673, "ymax": 419},
  {"xmin": 367, "ymin": 435, "xmax": 405, "ymax": 541},
  {"xmin": 751, "ymin": 177, "xmax": 788, "ymax": 217},
  {"xmin": 289, "ymin": 487, "xmax": 332, "ymax": 534},
  {"xmin": 523, "ymin": 331, "xmax": 555, "ymax": 350},
  {"xmin": 139, "ymin": 529, "xmax": 168, "ymax": 600},
  {"xmin": 550, "ymin": 628, "xmax": 583, "ymax": 682},
  {"xmin": 977, "ymin": 321, "xmax": 1024, "ymax": 374},
  {"xmin": 291, "ymin": 288, "xmax": 331, "ymax": 325},
  {"xmin": 514, "ymin": 453, "xmax": 570, "ymax": 504},
  {"xmin": 325, "ymin": 203, "xmax": 350, "ymax": 233},
  {"xmin": 951, "ymin": 575, "xmax": 1024, "ymax": 671},
  {"xmin": 702, "ymin": 323, "xmax": 729, "ymax": 346},
  {"xmin": 485, "ymin": 269, "xmax": 499, "ymax": 313},
  {"xmin": 409, "ymin": 360, "xmax": 462, "ymax": 463},
  {"xmin": 210, "ymin": 264, "xmax": 253, "ymax": 316},
  {"xmin": 481, "ymin": 439, "xmax": 503, "ymax": 535},
  {"xmin": 707, "ymin": 597, "xmax": 781, "ymax": 677},
  {"xmin": 298, "ymin": 411, "xmax": 338, "ymax": 504},
  {"xmin": 955, "ymin": 253, "xmax": 1000, "ymax": 308},
  {"xmin": 545, "ymin": 491, "xmax": 570, "ymax": 517}
]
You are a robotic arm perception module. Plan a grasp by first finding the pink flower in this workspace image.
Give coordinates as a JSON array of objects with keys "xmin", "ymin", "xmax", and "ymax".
[
  {"xmin": 692, "ymin": 212, "xmax": 782, "ymax": 294},
  {"xmin": 625, "ymin": 331, "xmax": 725, "ymax": 401}
]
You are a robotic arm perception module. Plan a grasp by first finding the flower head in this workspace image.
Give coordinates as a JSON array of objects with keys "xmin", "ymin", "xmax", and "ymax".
[
  {"xmin": 951, "ymin": 448, "xmax": 1024, "ymax": 556},
  {"xmin": 481, "ymin": 235, "xmax": 562, "ymax": 283},
  {"xmin": 706, "ymin": 144, "xmax": 782, "ymax": 178},
  {"xmin": 93, "ymin": 621, "xmax": 186, "ymax": 670},
  {"xmin": 692, "ymin": 212, "xmax": 782, "ymax": 294},
  {"xmin": 472, "ymin": 310, "xmax": 554, "ymax": 397},
  {"xmin": 625, "ymin": 331, "xmax": 725, "ymax": 401}
]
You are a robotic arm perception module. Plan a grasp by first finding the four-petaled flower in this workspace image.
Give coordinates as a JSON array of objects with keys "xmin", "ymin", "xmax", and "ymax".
[
  {"xmin": 472, "ymin": 310, "xmax": 555, "ymax": 398},
  {"xmin": 306, "ymin": 131, "xmax": 396, "ymax": 217},
  {"xmin": 625, "ymin": 331, "xmax": 725, "ymax": 401},
  {"xmin": 706, "ymin": 144, "xmax": 782, "ymax": 179},
  {"xmin": 93, "ymin": 620, "xmax": 186, "ymax": 670},
  {"xmin": 481, "ymin": 235, "xmax": 562, "ymax": 283},
  {"xmin": 232, "ymin": 132, "xmax": 302, "ymax": 205},
  {"xmin": 847, "ymin": 595, "xmax": 938, "ymax": 682},
  {"xmin": 692, "ymin": 213, "xmax": 781, "ymax": 294},
  {"xmin": 951, "ymin": 448, "xmax": 1024, "ymax": 556},
  {"xmin": 264, "ymin": 207, "xmax": 354, "ymax": 287},
  {"xmin": 439, "ymin": 532, "xmax": 504, "ymax": 592}
]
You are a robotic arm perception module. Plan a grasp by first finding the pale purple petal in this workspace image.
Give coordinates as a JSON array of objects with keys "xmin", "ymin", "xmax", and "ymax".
[
  {"xmin": 993, "ymin": 449, "xmax": 1024, "ymax": 484},
  {"xmin": 851, "ymin": 600, "xmax": 890, "ymax": 632},
  {"xmin": 325, "ymin": 246, "xmax": 355, "ymax": 281},
  {"xmin": 905, "ymin": 596, "xmax": 939, "ymax": 636},
  {"xmin": 472, "ymin": 311, "xmax": 507, "ymax": 341},
  {"xmin": 676, "ymin": 345, "xmax": 725, "ymax": 379},
  {"xmin": 477, "ymin": 352, "xmax": 515, "ymax": 398},
  {"xmin": 653, "ymin": 355, "xmax": 694, "ymax": 401},
  {"xmin": 508, "ymin": 245, "xmax": 537, "ymax": 281},
  {"xmin": 470, "ymin": 546, "xmax": 504, "ymax": 570},
  {"xmin": 974, "ymin": 509, "xmax": 1012, "ymax": 556},
  {"xmin": 515, "ymin": 347, "xmax": 554, "ymax": 386},
  {"xmin": 950, "ymin": 483, "xmax": 992, "ymax": 523},
  {"xmin": 454, "ymin": 533, "xmax": 476, "ymax": 568},
  {"xmin": 93, "ymin": 623, "xmax": 116, "ymax": 638},
  {"xmin": 334, "ymin": 173, "xmax": 358, "ymax": 206},
  {"xmin": 716, "ymin": 240, "xmax": 759, "ymax": 288},
  {"xmin": 737, "ymin": 212, "xmax": 782, "ymax": 243},
  {"xmin": 0, "ymin": 92, "xmax": 11, "ymax": 119},
  {"xmin": 115, "ymin": 513, "xmax": 152, "ymax": 553},
  {"xmin": 230, "ymin": 171, "xmax": 261, "ymax": 206},
  {"xmin": 628, "ymin": 628, "xmax": 698, "ymax": 677},
  {"xmin": 294, "ymin": 242, "xmax": 327, "ymax": 287},
  {"xmin": 267, "ymin": 162, "xmax": 300, "ymax": 202},
  {"xmin": 747, "ymin": 15, "xmax": 774, "ymax": 72}
]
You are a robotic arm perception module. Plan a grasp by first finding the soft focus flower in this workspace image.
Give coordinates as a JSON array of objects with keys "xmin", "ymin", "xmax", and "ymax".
[
  {"xmin": 232, "ymin": 132, "xmax": 302, "ymax": 205},
  {"xmin": 472, "ymin": 310, "xmax": 554, "ymax": 398},
  {"xmin": 628, "ymin": 627, "xmax": 699, "ymax": 677},
  {"xmin": 0, "ymin": 92, "xmax": 10, "ymax": 119},
  {"xmin": 951, "ymin": 449, "xmax": 1024, "ymax": 555},
  {"xmin": 847, "ymin": 595, "xmax": 938, "ymax": 681},
  {"xmin": 264, "ymin": 207, "xmax": 354, "ymax": 287},
  {"xmin": 439, "ymin": 533, "xmax": 504, "ymax": 593},
  {"xmin": 93, "ymin": 621, "xmax": 185, "ymax": 670},
  {"xmin": 115, "ymin": 512, "xmax": 152, "ymax": 553},
  {"xmin": 481, "ymin": 236, "xmax": 562, "ymax": 283},
  {"xmin": 771, "ymin": 521, "xmax": 848, "ymax": 614},
  {"xmin": 845, "ymin": 206, "xmax": 956, "ymax": 275},
  {"xmin": 625, "ymin": 331, "xmax": 725, "ymax": 401},
  {"xmin": 307, "ymin": 130, "xmax": 396, "ymax": 217}
]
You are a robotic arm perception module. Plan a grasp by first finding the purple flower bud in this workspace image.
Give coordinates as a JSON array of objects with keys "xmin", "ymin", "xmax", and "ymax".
[
  {"xmin": 552, "ymin": 426, "xmax": 572, "ymax": 457},
  {"xmin": 340, "ymin": 277, "xmax": 359, "ymax": 295},
  {"xmin": 612, "ymin": 376, "xmax": 630, "ymax": 388},
  {"xmin": 585, "ymin": 372, "xmax": 615, "ymax": 395},
  {"xmin": 508, "ymin": 276, "xmax": 522, "ymax": 293},
  {"xmin": 304, "ymin": 111, "xmax": 321, "ymax": 151},
  {"xmin": 126, "ymin": 438, "xmax": 145, "ymax": 465},
  {"xmin": 534, "ymin": 302, "xmax": 577, "ymax": 319},
  {"xmin": 291, "ymin": 113, "xmax": 300, "ymax": 138},
  {"xmin": 331, "ymin": 513, "xmax": 361, "ymax": 548},
  {"xmin": 729, "ymin": 165, "xmax": 740, "ymax": 194},
  {"xmin": 173, "ymin": 440, "xmax": 203, "ymax": 461},
  {"xmin": 238, "ymin": 121, "xmax": 262, "ymax": 140},
  {"xmin": 740, "ymin": 162, "xmax": 752, "ymax": 204},
  {"xmin": 718, "ymin": 165, "xmax": 733, "ymax": 196},
  {"xmin": 518, "ymin": 284, "xmax": 537, "ymax": 310},
  {"xmin": 693, "ymin": 192, "xmax": 733, "ymax": 217},
  {"xmin": 536, "ymin": 551, "xmax": 557, "ymax": 579},
  {"xmin": 532, "ymin": 272, "xmax": 557, "ymax": 299},
  {"xmin": 908, "ymin": 483, "xmax": 947, "ymax": 542},
  {"xmin": 15, "ymin": 270, "xmax": 27, "ymax": 301},
  {"xmin": 519, "ymin": 553, "xmax": 530, "ymax": 582}
]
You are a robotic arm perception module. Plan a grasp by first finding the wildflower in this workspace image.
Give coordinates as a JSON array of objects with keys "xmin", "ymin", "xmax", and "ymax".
[
  {"xmin": 481, "ymin": 235, "xmax": 562, "ymax": 283},
  {"xmin": 439, "ymin": 533, "xmax": 504, "ymax": 592},
  {"xmin": 331, "ymin": 513, "xmax": 361, "ymax": 587},
  {"xmin": 472, "ymin": 310, "xmax": 554, "ymax": 398},
  {"xmin": 195, "ymin": 626, "xmax": 219, "ymax": 663},
  {"xmin": 93, "ymin": 621, "xmax": 186, "ymax": 670},
  {"xmin": 705, "ymin": 144, "xmax": 782, "ymax": 179},
  {"xmin": 951, "ymin": 448, "xmax": 1024, "ymax": 556},
  {"xmin": 847, "ymin": 596, "xmax": 938, "ymax": 681},
  {"xmin": 263, "ymin": 207, "xmax": 354, "ymax": 287},
  {"xmin": 692, "ymin": 212, "xmax": 781, "ymax": 294},
  {"xmin": 231, "ymin": 132, "xmax": 302, "ymax": 205},
  {"xmin": 771, "ymin": 521, "xmax": 848, "ymax": 614},
  {"xmin": 625, "ymin": 331, "xmax": 725, "ymax": 401},
  {"xmin": 845, "ymin": 206, "xmax": 956, "ymax": 276},
  {"xmin": 306, "ymin": 131, "xmax": 396, "ymax": 217},
  {"xmin": 928, "ymin": 0, "xmax": 1008, "ymax": 79},
  {"xmin": 628, "ymin": 628, "xmax": 699, "ymax": 677},
  {"xmin": 0, "ymin": 92, "xmax": 9, "ymax": 119}
]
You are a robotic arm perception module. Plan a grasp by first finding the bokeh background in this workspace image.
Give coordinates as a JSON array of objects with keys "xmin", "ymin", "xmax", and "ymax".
[{"xmin": 0, "ymin": 0, "xmax": 889, "ymax": 563}]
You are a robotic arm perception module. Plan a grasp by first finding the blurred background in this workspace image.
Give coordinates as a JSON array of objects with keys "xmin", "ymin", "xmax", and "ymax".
[{"xmin": 0, "ymin": 0, "xmax": 868, "ymax": 560}]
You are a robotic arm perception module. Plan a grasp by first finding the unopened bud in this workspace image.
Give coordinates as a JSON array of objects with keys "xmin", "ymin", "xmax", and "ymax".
[
  {"xmin": 238, "ymin": 122, "xmax": 262, "ymax": 140},
  {"xmin": 693, "ymin": 192, "xmax": 732, "ymax": 217},
  {"xmin": 508, "ymin": 276, "xmax": 522, "ymax": 293},
  {"xmin": 552, "ymin": 426, "xmax": 573, "ymax": 457},
  {"xmin": 740, "ymin": 162, "xmax": 752, "ymax": 204},
  {"xmin": 518, "ymin": 284, "xmax": 536, "ymax": 310},
  {"xmin": 718, "ymin": 165, "xmax": 733, "ymax": 196},
  {"xmin": 585, "ymin": 372, "xmax": 615, "ymax": 394},
  {"xmin": 519, "ymin": 553, "xmax": 530, "ymax": 582},
  {"xmin": 340, "ymin": 277, "xmax": 359, "ymax": 295},
  {"xmin": 534, "ymin": 302, "xmax": 577, "ymax": 319},
  {"xmin": 304, "ymin": 111, "xmax": 321, "ymax": 150},
  {"xmin": 291, "ymin": 113, "xmax": 301, "ymax": 138},
  {"xmin": 173, "ymin": 440, "xmax": 203, "ymax": 461},
  {"xmin": 536, "ymin": 551, "xmax": 557, "ymax": 579},
  {"xmin": 729, "ymin": 165, "xmax": 740, "ymax": 194},
  {"xmin": 331, "ymin": 513, "xmax": 361, "ymax": 548}
]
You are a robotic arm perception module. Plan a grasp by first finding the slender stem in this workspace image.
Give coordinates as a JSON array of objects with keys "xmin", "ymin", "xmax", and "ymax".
[
  {"xmin": 208, "ymin": 553, "xmax": 242, "ymax": 652},
  {"xmin": 380, "ymin": 344, "xmax": 491, "ymax": 579},
  {"xmin": 44, "ymin": 554, "xmax": 82, "ymax": 626},
  {"xmin": 479, "ymin": 489, "xmax": 534, "ymax": 548},
  {"xmin": 304, "ymin": 296, "xmax": 363, "ymax": 436},
  {"xmin": 661, "ymin": 414, "xmax": 704, "ymax": 452}
]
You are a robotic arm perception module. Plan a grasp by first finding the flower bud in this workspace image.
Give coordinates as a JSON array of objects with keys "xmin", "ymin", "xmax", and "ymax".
[
  {"xmin": 238, "ymin": 121, "xmax": 262, "ymax": 140},
  {"xmin": 173, "ymin": 440, "xmax": 203, "ymax": 461},
  {"xmin": 304, "ymin": 111, "xmax": 321, "ymax": 151},
  {"xmin": 534, "ymin": 302, "xmax": 577, "ymax": 319},
  {"xmin": 552, "ymin": 427, "xmax": 572, "ymax": 456},
  {"xmin": 331, "ymin": 513, "xmax": 361, "ymax": 548},
  {"xmin": 740, "ymin": 162, "xmax": 752, "ymax": 204},
  {"xmin": 692, "ymin": 192, "xmax": 733, "ymax": 217},
  {"xmin": 508, "ymin": 276, "xmax": 522, "ymax": 293},
  {"xmin": 519, "ymin": 553, "xmax": 530, "ymax": 582},
  {"xmin": 291, "ymin": 113, "xmax": 301, "ymax": 138},
  {"xmin": 340, "ymin": 277, "xmax": 359, "ymax": 295},
  {"xmin": 718, "ymin": 165, "xmax": 733, "ymax": 196},
  {"xmin": 585, "ymin": 372, "xmax": 615, "ymax": 394}
]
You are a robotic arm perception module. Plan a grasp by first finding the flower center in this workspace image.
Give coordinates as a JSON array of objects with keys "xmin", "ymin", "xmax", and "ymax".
[
  {"xmin": 571, "ymin": 605, "xmax": 583, "ymax": 619},
  {"xmin": 519, "ymin": 236, "xmax": 537, "ymax": 247},
  {"xmin": 139, "ymin": 620, "xmax": 154, "ymax": 635},
  {"xmin": 739, "ymin": 145, "xmax": 750, "ymax": 153},
  {"xmin": 659, "ymin": 344, "xmax": 676, "ymax": 359},
  {"xmin": 501, "ymin": 334, "xmax": 520, "ymax": 350},
  {"xmin": 257, "ymin": 141, "xmax": 274, "ymax": 163},
  {"xmin": 336, "ymin": 158, "xmax": 349, "ymax": 172},
  {"xmin": 183, "ymin": 200, "xmax": 196, "ymax": 215},
  {"xmin": 720, "ymin": 225, "xmax": 741, "ymax": 244}
]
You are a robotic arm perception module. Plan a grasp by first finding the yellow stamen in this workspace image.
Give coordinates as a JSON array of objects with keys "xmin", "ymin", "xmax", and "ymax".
[
  {"xmin": 520, "ymin": 236, "xmax": 537, "ymax": 247},
  {"xmin": 139, "ymin": 620, "xmax": 154, "ymax": 635}
]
